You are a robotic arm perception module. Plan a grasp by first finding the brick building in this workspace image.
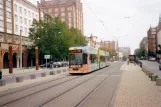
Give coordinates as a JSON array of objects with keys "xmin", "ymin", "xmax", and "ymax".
[
  {"xmin": 97, "ymin": 40, "xmax": 116, "ymax": 51},
  {"xmin": 38, "ymin": 0, "xmax": 84, "ymax": 33},
  {"xmin": 140, "ymin": 37, "xmax": 148, "ymax": 51},
  {"xmin": 147, "ymin": 27, "xmax": 157, "ymax": 57},
  {"xmin": 119, "ymin": 47, "xmax": 131, "ymax": 58},
  {"xmin": 104, "ymin": 41, "xmax": 115, "ymax": 51},
  {"xmin": 86, "ymin": 34, "xmax": 97, "ymax": 48},
  {"xmin": 0, "ymin": 0, "xmax": 42, "ymax": 69}
]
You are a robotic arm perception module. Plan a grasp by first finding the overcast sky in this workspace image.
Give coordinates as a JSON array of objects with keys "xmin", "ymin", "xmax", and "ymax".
[
  {"xmin": 33, "ymin": 0, "xmax": 161, "ymax": 54},
  {"xmin": 83, "ymin": 0, "xmax": 161, "ymax": 54}
]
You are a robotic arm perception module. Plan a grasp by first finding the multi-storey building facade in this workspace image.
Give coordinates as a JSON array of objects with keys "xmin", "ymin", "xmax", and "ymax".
[
  {"xmin": 140, "ymin": 37, "xmax": 148, "ymax": 50},
  {"xmin": 0, "ymin": 0, "xmax": 42, "ymax": 69},
  {"xmin": 97, "ymin": 40, "xmax": 116, "ymax": 51},
  {"xmin": 147, "ymin": 27, "xmax": 157, "ymax": 57},
  {"xmin": 97, "ymin": 41, "xmax": 116, "ymax": 51},
  {"xmin": 104, "ymin": 41, "xmax": 115, "ymax": 51},
  {"xmin": 86, "ymin": 34, "xmax": 97, "ymax": 48},
  {"xmin": 38, "ymin": 0, "xmax": 83, "ymax": 33},
  {"xmin": 119, "ymin": 47, "xmax": 131, "ymax": 58}
]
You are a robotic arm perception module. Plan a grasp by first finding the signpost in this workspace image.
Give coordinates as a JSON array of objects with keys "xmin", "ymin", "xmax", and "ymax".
[{"xmin": 44, "ymin": 55, "xmax": 50, "ymax": 69}]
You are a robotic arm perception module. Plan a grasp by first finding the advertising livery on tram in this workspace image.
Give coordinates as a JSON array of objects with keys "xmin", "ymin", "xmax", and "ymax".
[{"xmin": 68, "ymin": 46, "xmax": 110, "ymax": 74}]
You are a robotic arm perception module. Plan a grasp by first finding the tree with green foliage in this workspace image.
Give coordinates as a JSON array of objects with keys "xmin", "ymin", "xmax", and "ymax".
[
  {"xmin": 28, "ymin": 14, "xmax": 87, "ymax": 62},
  {"xmin": 157, "ymin": 44, "xmax": 161, "ymax": 54},
  {"xmin": 134, "ymin": 48, "xmax": 147, "ymax": 58},
  {"xmin": 99, "ymin": 46, "xmax": 117, "ymax": 56}
]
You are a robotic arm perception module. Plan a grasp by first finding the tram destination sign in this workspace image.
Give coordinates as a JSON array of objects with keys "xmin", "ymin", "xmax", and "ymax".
[{"xmin": 69, "ymin": 49, "xmax": 82, "ymax": 53}]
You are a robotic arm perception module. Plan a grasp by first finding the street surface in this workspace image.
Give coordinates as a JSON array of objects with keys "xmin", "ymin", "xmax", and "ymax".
[
  {"xmin": 0, "ymin": 62, "xmax": 123, "ymax": 107},
  {"xmin": 140, "ymin": 60, "xmax": 161, "ymax": 77}
]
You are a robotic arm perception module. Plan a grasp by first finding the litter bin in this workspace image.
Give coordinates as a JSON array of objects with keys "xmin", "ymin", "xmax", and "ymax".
[{"xmin": 0, "ymin": 70, "xmax": 2, "ymax": 80}]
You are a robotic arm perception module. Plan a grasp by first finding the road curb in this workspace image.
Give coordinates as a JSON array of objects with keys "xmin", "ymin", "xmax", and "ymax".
[{"xmin": 0, "ymin": 68, "xmax": 68, "ymax": 87}]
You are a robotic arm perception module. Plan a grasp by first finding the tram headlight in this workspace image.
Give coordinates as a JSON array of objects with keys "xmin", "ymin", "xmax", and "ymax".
[{"xmin": 70, "ymin": 65, "xmax": 73, "ymax": 68}]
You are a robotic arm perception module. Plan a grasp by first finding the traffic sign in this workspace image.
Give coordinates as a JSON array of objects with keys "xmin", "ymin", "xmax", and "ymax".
[{"xmin": 44, "ymin": 55, "xmax": 50, "ymax": 59}]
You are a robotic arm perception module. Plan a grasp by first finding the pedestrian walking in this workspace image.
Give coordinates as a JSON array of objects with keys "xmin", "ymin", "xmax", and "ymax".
[{"xmin": 127, "ymin": 58, "xmax": 129, "ymax": 65}]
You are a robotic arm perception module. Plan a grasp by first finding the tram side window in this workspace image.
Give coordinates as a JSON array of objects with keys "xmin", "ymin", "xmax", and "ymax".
[
  {"xmin": 83, "ymin": 54, "xmax": 87, "ymax": 64},
  {"xmin": 90, "ymin": 54, "xmax": 97, "ymax": 63},
  {"xmin": 100, "ymin": 56, "xmax": 105, "ymax": 62}
]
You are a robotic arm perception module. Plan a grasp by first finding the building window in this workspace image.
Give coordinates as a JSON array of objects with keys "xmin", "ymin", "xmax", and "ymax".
[
  {"xmin": 24, "ymin": 9, "xmax": 27, "ymax": 16},
  {"xmin": 29, "ymin": 20, "xmax": 31, "ymax": 25},
  {"xmin": 15, "ymin": 14, "xmax": 18, "ymax": 22},
  {"xmin": 36, "ymin": 15, "xmax": 38, "ymax": 19},
  {"xmin": 20, "ymin": 16, "xmax": 22, "ymax": 24},
  {"xmin": 7, "ymin": 22, "xmax": 12, "ymax": 30},
  {"xmin": 67, "ymin": 7, "xmax": 72, "ymax": 11},
  {"xmin": 6, "ymin": 11, "xmax": 11, "ymax": 18},
  {"xmin": 19, "ymin": 7, "xmax": 23, "ymax": 14},
  {"xmin": 69, "ymin": 23, "xmax": 72, "ymax": 28},
  {"xmin": 14, "ymin": 4, "xmax": 17, "ymax": 12},
  {"xmin": 61, "ymin": 7, "xmax": 65, "ymax": 12},
  {"xmin": 48, "ymin": 8, "xmax": 52, "ymax": 14},
  {"xmin": 15, "ymin": 25, "xmax": 18, "ymax": 32},
  {"xmin": 61, "ymin": 18, "xmax": 65, "ymax": 22},
  {"xmin": 0, "ymin": 20, "xmax": 3, "ymax": 27},
  {"xmin": 32, "ymin": 13, "xmax": 34, "ymax": 18},
  {"xmin": 55, "ymin": 8, "xmax": 58, "ymax": 12},
  {"xmin": 55, "ymin": 13, "xmax": 59, "ymax": 17},
  {"xmin": 68, "ymin": 12, "xmax": 72, "ymax": 17},
  {"xmin": 68, "ymin": 18, "xmax": 72, "ymax": 23},
  {"xmin": 20, "ymin": 26, "xmax": 23, "ymax": 32},
  {"xmin": 61, "ymin": 12, "xmax": 65, "ymax": 17},
  {"xmin": 28, "ymin": 11, "xmax": 31, "ymax": 17},
  {"xmin": 25, "ymin": 28, "xmax": 27, "ymax": 34},
  {"xmin": 24, "ymin": 18, "xmax": 27, "ymax": 25},
  {"xmin": 0, "ymin": 8, "xmax": 3, "ymax": 16},
  {"xmin": 0, "ymin": 0, "xmax": 3, "ymax": 4},
  {"xmin": 6, "ymin": 0, "xmax": 11, "ymax": 8}
]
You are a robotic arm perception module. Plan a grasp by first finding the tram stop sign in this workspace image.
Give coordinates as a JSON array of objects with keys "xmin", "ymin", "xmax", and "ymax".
[{"xmin": 44, "ymin": 55, "xmax": 50, "ymax": 59}]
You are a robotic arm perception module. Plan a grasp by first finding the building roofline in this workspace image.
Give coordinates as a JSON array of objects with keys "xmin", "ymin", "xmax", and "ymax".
[{"xmin": 21, "ymin": 0, "xmax": 38, "ymax": 9}]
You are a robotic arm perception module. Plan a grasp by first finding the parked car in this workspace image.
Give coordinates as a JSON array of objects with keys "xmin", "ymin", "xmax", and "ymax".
[
  {"xmin": 60, "ymin": 61, "xmax": 68, "ymax": 67},
  {"xmin": 40, "ymin": 63, "xmax": 51, "ymax": 68},
  {"xmin": 53, "ymin": 62, "xmax": 62, "ymax": 68}
]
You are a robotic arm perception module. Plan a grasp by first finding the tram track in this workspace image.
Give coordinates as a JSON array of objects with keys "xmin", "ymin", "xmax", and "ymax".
[
  {"xmin": 0, "ymin": 76, "xmax": 80, "ymax": 106},
  {"xmin": 1, "ymin": 65, "xmax": 114, "ymax": 107},
  {"xmin": 75, "ymin": 74, "xmax": 110, "ymax": 107},
  {"xmin": 39, "ymin": 68, "xmax": 112, "ymax": 107},
  {"xmin": 40, "ymin": 63, "xmax": 122, "ymax": 107},
  {"xmin": 0, "ymin": 75, "xmax": 68, "ymax": 97}
]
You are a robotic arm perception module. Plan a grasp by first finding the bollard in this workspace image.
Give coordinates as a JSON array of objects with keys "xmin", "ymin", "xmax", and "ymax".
[
  {"xmin": 41, "ymin": 73, "xmax": 46, "ymax": 77},
  {"xmin": 0, "ymin": 70, "xmax": 2, "ymax": 80},
  {"xmin": 146, "ymin": 71, "xmax": 151, "ymax": 75},
  {"xmin": 0, "ymin": 80, "xmax": 5, "ymax": 86},
  {"xmin": 140, "ymin": 62, "xmax": 142, "ymax": 68},
  {"xmin": 151, "ymin": 75, "xmax": 158, "ymax": 81},
  {"xmin": 63, "ymin": 69, "xmax": 66, "ymax": 72},
  {"xmin": 148, "ymin": 73, "xmax": 154, "ymax": 78},
  {"xmin": 156, "ymin": 78, "xmax": 161, "ymax": 86},
  {"xmin": 57, "ymin": 70, "xmax": 61, "ymax": 74},
  {"xmin": 50, "ymin": 71, "xmax": 55, "ymax": 75},
  {"xmin": 16, "ymin": 77, "xmax": 23, "ymax": 83},
  {"xmin": 30, "ymin": 75, "xmax": 36, "ymax": 80}
]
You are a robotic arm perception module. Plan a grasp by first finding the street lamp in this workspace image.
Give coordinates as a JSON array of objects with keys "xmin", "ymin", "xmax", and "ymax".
[{"xmin": 20, "ymin": 30, "xmax": 22, "ymax": 69}]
